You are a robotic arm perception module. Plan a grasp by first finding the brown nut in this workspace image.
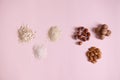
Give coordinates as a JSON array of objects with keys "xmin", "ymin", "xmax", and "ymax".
[
  {"xmin": 102, "ymin": 24, "xmax": 108, "ymax": 29},
  {"xmin": 106, "ymin": 30, "xmax": 111, "ymax": 36},
  {"xmin": 76, "ymin": 41, "xmax": 82, "ymax": 45},
  {"xmin": 93, "ymin": 57, "xmax": 97, "ymax": 62},
  {"xmin": 86, "ymin": 37, "xmax": 90, "ymax": 40},
  {"xmin": 86, "ymin": 52, "xmax": 90, "ymax": 57},
  {"xmin": 75, "ymin": 31, "xmax": 80, "ymax": 35},
  {"xmin": 100, "ymin": 35, "xmax": 105, "ymax": 40},
  {"xmin": 94, "ymin": 55, "xmax": 98, "ymax": 59},
  {"xmin": 95, "ymin": 26, "xmax": 101, "ymax": 33},
  {"xmin": 81, "ymin": 37, "xmax": 86, "ymax": 41},
  {"xmin": 84, "ymin": 28, "xmax": 88, "ymax": 33},
  {"xmin": 73, "ymin": 35, "xmax": 78, "ymax": 40},
  {"xmin": 91, "ymin": 60, "xmax": 97, "ymax": 64},
  {"xmin": 86, "ymin": 32, "xmax": 91, "ymax": 37},
  {"xmin": 94, "ymin": 52, "xmax": 98, "ymax": 55},
  {"xmin": 101, "ymin": 29, "xmax": 108, "ymax": 35},
  {"xmin": 81, "ymin": 32, "xmax": 87, "ymax": 36},
  {"xmin": 78, "ymin": 35, "xmax": 82, "ymax": 40},
  {"xmin": 77, "ymin": 27, "xmax": 81, "ymax": 31},
  {"xmin": 97, "ymin": 53, "xmax": 101, "ymax": 59},
  {"xmin": 89, "ymin": 56, "xmax": 93, "ymax": 61},
  {"xmin": 89, "ymin": 47, "xmax": 95, "ymax": 51},
  {"xmin": 90, "ymin": 53, "xmax": 95, "ymax": 56},
  {"xmin": 76, "ymin": 27, "xmax": 84, "ymax": 32}
]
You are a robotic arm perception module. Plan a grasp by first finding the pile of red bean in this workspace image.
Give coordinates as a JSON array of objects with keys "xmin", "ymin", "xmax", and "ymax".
[{"xmin": 73, "ymin": 27, "xmax": 91, "ymax": 45}]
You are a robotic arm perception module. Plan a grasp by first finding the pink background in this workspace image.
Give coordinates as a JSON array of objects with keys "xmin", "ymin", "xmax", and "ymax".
[{"xmin": 0, "ymin": 0, "xmax": 120, "ymax": 80}]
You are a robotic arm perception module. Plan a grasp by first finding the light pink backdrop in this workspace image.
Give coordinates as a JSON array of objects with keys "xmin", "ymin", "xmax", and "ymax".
[{"xmin": 0, "ymin": 0, "xmax": 120, "ymax": 80}]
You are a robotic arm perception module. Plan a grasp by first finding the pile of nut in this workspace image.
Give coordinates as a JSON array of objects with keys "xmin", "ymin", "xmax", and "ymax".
[
  {"xmin": 18, "ymin": 25, "xmax": 35, "ymax": 42},
  {"xmin": 94, "ymin": 24, "xmax": 111, "ymax": 40},
  {"xmin": 86, "ymin": 47, "xmax": 102, "ymax": 64},
  {"xmin": 73, "ymin": 27, "xmax": 91, "ymax": 45}
]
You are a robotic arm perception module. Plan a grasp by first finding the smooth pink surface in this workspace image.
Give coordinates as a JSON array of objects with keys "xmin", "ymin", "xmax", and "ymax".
[{"xmin": 0, "ymin": 0, "xmax": 120, "ymax": 80}]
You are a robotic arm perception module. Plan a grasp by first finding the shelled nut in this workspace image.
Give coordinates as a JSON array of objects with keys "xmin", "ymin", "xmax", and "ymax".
[{"xmin": 86, "ymin": 47, "xmax": 102, "ymax": 64}]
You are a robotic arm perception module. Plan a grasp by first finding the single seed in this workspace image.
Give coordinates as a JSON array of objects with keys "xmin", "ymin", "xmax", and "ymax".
[
  {"xmin": 106, "ymin": 30, "xmax": 111, "ymax": 36},
  {"xmin": 101, "ymin": 29, "xmax": 108, "ymax": 35},
  {"xmin": 100, "ymin": 35, "xmax": 105, "ymax": 40},
  {"xmin": 76, "ymin": 41, "xmax": 82, "ymax": 45}
]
